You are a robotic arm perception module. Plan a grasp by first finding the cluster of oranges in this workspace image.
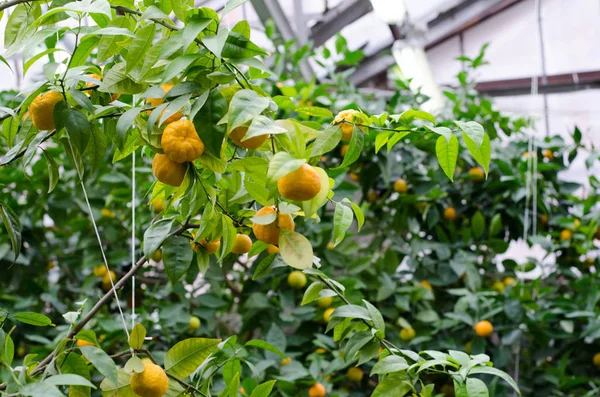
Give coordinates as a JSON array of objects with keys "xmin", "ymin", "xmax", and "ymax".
[{"xmin": 92, "ymin": 264, "xmax": 117, "ymax": 292}]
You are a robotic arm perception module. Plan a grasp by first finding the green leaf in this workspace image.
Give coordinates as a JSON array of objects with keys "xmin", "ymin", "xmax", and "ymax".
[
  {"xmin": 489, "ymin": 214, "xmax": 503, "ymax": 237},
  {"xmin": 143, "ymin": 218, "xmax": 175, "ymax": 259},
  {"xmin": 349, "ymin": 201, "xmax": 364, "ymax": 232},
  {"xmin": 249, "ymin": 380, "xmax": 277, "ymax": 397},
  {"xmin": 172, "ymin": 0, "xmax": 193, "ymax": 21},
  {"xmin": 116, "ymin": 107, "xmax": 142, "ymax": 148},
  {"xmin": 243, "ymin": 115, "xmax": 287, "ymax": 141},
  {"xmin": 202, "ymin": 28, "xmax": 229, "ymax": 58},
  {"xmin": 334, "ymin": 125, "xmax": 363, "ymax": 169},
  {"xmin": 164, "ymin": 338, "xmax": 221, "ymax": 378},
  {"xmin": 2, "ymin": 333, "xmax": 13, "ymax": 365},
  {"xmin": 79, "ymin": 346, "xmax": 118, "ymax": 387},
  {"xmin": 222, "ymin": 31, "xmax": 267, "ymax": 59},
  {"xmin": 333, "ymin": 202, "xmax": 353, "ymax": 246},
  {"xmin": 45, "ymin": 374, "xmax": 96, "ymax": 388},
  {"xmin": 13, "ymin": 312, "xmax": 54, "ymax": 326},
  {"xmin": 398, "ymin": 109, "xmax": 435, "ymax": 124},
  {"xmin": 42, "ymin": 150, "xmax": 59, "ymax": 193},
  {"xmin": 279, "ymin": 231, "xmax": 313, "ymax": 270},
  {"xmin": 96, "ymin": 17, "xmax": 134, "ymax": 62},
  {"xmin": 468, "ymin": 366, "xmax": 520, "ymax": 394},
  {"xmin": 301, "ymin": 281, "xmax": 323, "ymax": 305},
  {"xmin": 296, "ymin": 106, "xmax": 333, "ymax": 119},
  {"xmin": 331, "ymin": 305, "xmax": 372, "ymax": 321},
  {"xmin": 371, "ymin": 374, "xmax": 412, "ymax": 397},
  {"xmin": 219, "ymin": 215, "xmax": 237, "ymax": 260},
  {"xmin": 128, "ymin": 323, "xmax": 146, "ymax": 350},
  {"xmin": 19, "ymin": 383, "xmax": 64, "ymax": 397},
  {"xmin": 126, "ymin": 24, "xmax": 156, "ymax": 73},
  {"xmin": 266, "ymin": 152, "xmax": 305, "ymax": 183},
  {"xmin": 0, "ymin": 200, "xmax": 21, "ymax": 262},
  {"xmin": 222, "ymin": 0, "xmax": 249, "ymax": 17},
  {"xmin": 163, "ymin": 235, "xmax": 194, "ymax": 283},
  {"xmin": 363, "ymin": 300, "xmax": 385, "ymax": 334},
  {"xmin": 86, "ymin": 126, "xmax": 107, "ymax": 171},
  {"xmin": 472, "ymin": 211, "xmax": 485, "ymax": 239},
  {"xmin": 124, "ymin": 355, "xmax": 145, "ymax": 374},
  {"xmin": 99, "ymin": 368, "xmax": 135, "ymax": 396},
  {"xmin": 371, "ymin": 355, "xmax": 409, "ymax": 376},
  {"xmin": 162, "ymin": 54, "xmax": 199, "ymax": 83},
  {"xmin": 310, "ymin": 126, "xmax": 342, "ymax": 157},
  {"xmin": 182, "ymin": 16, "xmax": 212, "ymax": 51},
  {"xmin": 455, "ymin": 121, "xmax": 484, "ymax": 147},
  {"xmin": 463, "ymin": 132, "xmax": 491, "ymax": 176},
  {"xmin": 245, "ymin": 340, "xmax": 286, "ymax": 358},
  {"xmin": 193, "ymin": 89, "xmax": 227, "ymax": 157},
  {"xmin": 54, "ymin": 102, "xmax": 92, "ymax": 154},
  {"xmin": 466, "ymin": 378, "xmax": 489, "ymax": 397},
  {"xmin": 227, "ymin": 89, "xmax": 272, "ymax": 131},
  {"xmin": 435, "ymin": 134, "xmax": 458, "ymax": 181}
]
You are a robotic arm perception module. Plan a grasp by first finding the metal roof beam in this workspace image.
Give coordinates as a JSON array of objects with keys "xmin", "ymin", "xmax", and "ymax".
[{"xmin": 310, "ymin": 0, "xmax": 373, "ymax": 48}]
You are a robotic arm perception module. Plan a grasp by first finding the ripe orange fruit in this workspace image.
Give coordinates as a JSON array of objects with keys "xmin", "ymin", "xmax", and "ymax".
[
  {"xmin": 266, "ymin": 244, "xmax": 280, "ymax": 255},
  {"xmin": 277, "ymin": 164, "xmax": 321, "ymax": 201},
  {"xmin": 443, "ymin": 207, "xmax": 457, "ymax": 221},
  {"xmin": 593, "ymin": 353, "xmax": 600, "ymax": 367},
  {"xmin": 474, "ymin": 320, "xmax": 493, "ymax": 337},
  {"xmin": 347, "ymin": 367, "xmax": 363, "ymax": 383},
  {"xmin": 287, "ymin": 271, "xmax": 307, "ymax": 289},
  {"xmin": 152, "ymin": 154, "xmax": 187, "ymax": 187},
  {"xmin": 28, "ymin": 91, "xmax": 64, "ymax": 130},
  {"xmin": 146, "ymin": 84, "xmax": 183, "ymax": 124},
  {"xmin": 333, "ymin": 109, "xmax": 363, "ymax": 141},
  {"xmin": 468, "ymin": 167, "xmax": 485, "ymax": 182},
  {"xmin": 198, "ymin": 238, "xmax": 221, "ymax": 255},
  {"xmin": 400, "ymin": 327, "xmax": 415, "ymax": 341},
  {"xmin": 86, "ymin": 73, "xmax": 120, "ymax": 102},
  {"xmin": 420, "ymin": 281, "xmax": 432, "ymax": 290},
  {"xmin": 130, "ymin": 360, "xmax": 169, "ymax": 397},
  {"xmin": 393, "ymin": 178, "xmax": 408, "ymax": 193},
  {"xmin": 309, "ymin": 383, "xmax": 326, "ymax": 397},
  {"xmin": 340, "ymin": 144, "xmax": 349, "ymax": 157},
  {"xmin": 542, "ymin": 149, "xmax": 553, "ymax": 159},
  {"xmin": 161, "ymin": 120, "xmax": 204, "ymax": 163},
  {"xmin": 76, "ymin": 339, "xmax": 95, "ymax": 348},
  {"xmin": 560, "ymin": 229, "xmax": 572, "ymax": 241},
  {"xmin": 229, "ymin": 125, "xmax": 268, "ymax": 149},
  {"xmin": 503, "ymin": 277, "xmax": 515, "ymax": 286},
  {"xmin": 251, "ymin": 206, "xmax": 295, "ymax": 245},
  {"xmin": 93, "ymin": 264, "xmax": 108, "ymax": 277},
  {"xmin": 101, "ymin": 270, "xmax": 117, "ymax": 292},
  {"xmin": 323, "ymin": 308, "xmax": 335, "ymax": 323},
  {"xmin": 232, "ymin": 234, "xmax": 252, "ymax": 254}
]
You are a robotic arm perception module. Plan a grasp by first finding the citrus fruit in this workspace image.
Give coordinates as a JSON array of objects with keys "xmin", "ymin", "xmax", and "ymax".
[
  {"xmin": 492, "ymin": 281, "xmax": 505, "ymax": 293},
  {"xmin": 443, "ymin": 207, "xmax": 457, "ymax": 221},
  {"xmin": 152, "ymin": 154, "xmax": 186, "ymax": 187},
  {"xmin": 400, "ymin": 327, "xmax": 416, "ymax": 341},
  {"xmin": 393, "ymin": 178, "xmax": 408, "ymax": 193},
  {"xmin": 189, "ymin": 316, "xmax": 200, "ymax": 330},
  {"xmin": 151, "ymin": 197, "xmax": 165, "ymax": 212},
  {"xmin": 474, "ymin": 320, "xmax": 493, "ymax": 337},
  {"xmin": 198, "ymin": 238, "xmax": 221, "ymax": 255},
  {"xmin": 229, "ymin": 125, "xmax": 268, "ymax": 149},
  {"xmin": 28, "ymin": 91, "xmax": 64, "ymax": 130},
  {"xmin": 350, "ymin": 172, "xmax": 359, "ymax": 181},
  {"xmin": 130, "ymin": 360, "xmax": 169, "ymax": 397},
  {"xmin": 151, "ymin": 250, "xmax": 162, "ymax": 262},
  {"xmin": 560, "ymin": 229, "xmax": 572, "ymax": 241},
  {"xmin": 287, "ymin": 271, "xmax": 307, "ymax": 289},
  {"xmin": 309, "ymin": 383, "xmax": 326, "ymax": 397},
  {"xmin": 366, "ymin": 190, "xmax": 378, "ymax": 203},
  {"xmin": 540, "ymin": 214, "xmax": 548, "ymax": 225},
  {"xmin": 468, "ymin": 167, "xmax": 485, "ymax": 182},
  {"xmin": 93, "ymin": 264, "xmax": 107, "ymax": 277},
  {"xmin": 146, "ymin": 84, "xmax": 183, "ymax": 124},
  {"xmin": 76, "ymin": 339, "xmax": 95, "ymax": 348},
  {"xmin": 574, "ymin": 219, "xmax": 581, "ymax": 228},
  {"xmin": 232, "ymin": 234, "xmax": 252, "ymax": 254},
  {"xmin": 315, "ymin": 296, "xmax": 333, "ymax": 309},
  {"xmin": 101, "ymin": 270, "xmax": 117, "ymax": 292},
  {"xmin": 542, "ymin": 149, "xmax": 553, "ymax": 159},
  {"xmin": 251, "ymin": 206, "xmax": 295, "ymax": 245},
  {"xmin": 503, "ymin": 277, "xmax": 515, "ymax": 286},
  {"xmin": 323, "ymin": 308, "xmax": 335, "ymax": 323},
  {"xmin": 340, "ymin": 144, "xmax": 349, "ymax": 157},
  {"xmin": 277, "ymin": 164, "xmax": 321, "ymax": 201},
  {"xmin": 161, "ymin": 120, "xmax": 204, "ymax": 163},
  {"xmin": 333, "ymin": 109, "xmax": 362, "ymax": 141},
  {"xmin": 280, "ymin": 357, "xmax": 292, "ymax": 366},
  {"xmin": 86, "ymin": 73, "xmax": 120, "ymax": 101},
  {"xmin": 266, "ymin": 244, "xmax": 280, "ymax": 255},
  {"xmin": 593, "ymin": 353, "xmax": 600, "ymax": 367},
  {"xmin": 347, "ymin": 367, "xmax": 363, "ymax": 383},
  {"xmin": 420, "ymin": 281, "xmax": 432, "ymax": 290},
  {"xmin": 327, "ymin": 242, "xmax": 335, "ymax": 250},
  {"xmin": 100, "ymin": 208, "xmax": 116, "ymax": 218},
  {"xmin": 315, "ymin": 348, "xmax": 327, "ymax": 354}
]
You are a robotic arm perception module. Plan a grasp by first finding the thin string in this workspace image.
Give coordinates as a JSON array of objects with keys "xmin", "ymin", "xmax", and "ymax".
[
  {"xmin": 131, "ymin": 149, "xmax": 136, "ymax": 328},
  {"xmin": 66, "ymin": 137, "xmax": 130, "ymax": 340}
]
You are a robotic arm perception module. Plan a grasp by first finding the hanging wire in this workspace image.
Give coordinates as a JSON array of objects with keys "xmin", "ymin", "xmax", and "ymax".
[{"xmin": 131, "ymin": 149, "xmax": 136, "ymax": 329}]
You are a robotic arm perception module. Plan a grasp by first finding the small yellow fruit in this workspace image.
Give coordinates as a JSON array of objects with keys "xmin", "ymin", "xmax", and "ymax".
[
  {"xmin": 252, "ymin": 206, "xmax": 295, "ymax": 245},
  {"xmin": 152, "ymin": 154, "xmax": 187, "ymax": 187},
  {"xmin": 350, "ymin": 172, "xmax": 359, "ymax": 182},
  {"xmin": 540, "ymin": 214, "xmax": 548, "ymax": 225},
  {"xmin": 315, "ymin": 296, "xmax": 333, "ymax": 309},
  {"xmin": 574, "ymin": 219, "xmax": 581, "ymax": 228},
  {"xmin": 76, "ymin": 339, "xmax": 95, "ymax": 348},
  {"xmin": 101, "ymin": 270, "xmax": 117, "ymax": 292},
  {"xmin": 340, "ymin": 144, "xmax": 349, "ymax": 157},
  {"xmin": 100, "ymin": 208, "xmax": 116, "ymax": 218},
  {"xmin": 146, "ymin": 84, "xmax": 183, "ymax": 124},
  {"xmin": 280, "ymin": 357, "xmax": 292, "ymax": 366},
  {"xmin": 474, "ymin": 320, "xmax": 493, "ymax": 338},
  {"xmin": 309, "ymin": 383, "xmax": 326, "ymax": 397},
  {"xmin": 420, "ymin": 281, "xmax": 432, "ymax": 290},
  {"xmin": 347, "ymin": 367, "xmax": 363, "ymax": 383},
  {"xmin": 130, "ymin": 360, "xmax": 169, "ymax": 397},
  {"xmin": 542, "ymin": 149, "xmax": 553, "ymax": 159},
  {"xmin": 277, "ymin": 164, "xmax": 322, "ymax": 201},
  {"xmin": 195, "ymin": 238, "xmax": 221, "ymax": 255},
  {"xmin": 151, "ymin": 197, "xmax": 165, "ymax": 212},
  {"xmin": 93, "ymin": 264, "xmax": 108, "ymax": 277},
  {"xmin": 288, "ymin": 271, "xmax": 307, "ymax": 289},
  {"xmin": 560, "ymin": 229, "xmax": 572, "ymax": 241},
  {"xmin": 161, "ymin": 120, "xmax": 204, "ymax": 163},
  {"xmin": 29, "ymin": 91, "xmax": 64, "ymax": 130},
  {"xmin": 393, "ymin": 178, "xmax": 408, "ymax": 193},
  {"xmin": 232, "ymin": 234, "xmax": 252, "ymax": 254},
  {"xmin": 333, "ymin": 109, "xmax": 363, "ymax": 141},
  {"xmin": 492, "ymin": 281, "xmax": 505, "ymax": 293},
  {"xmin": 266, "ymin": 244, "xmax": 280, "ymax": 255},
  {"xmin": 323, "ymin": 308, "xmax": 335, "ymax": 323},
  {"xmin": 593, "ymin": 353, "xmax": 600, "ymax": 367},
  {"xmin": 189, "ymin": 316, "xmax": 201, "ymax": 330},
  {"xmin": 503, "ymin": 277, "xmax": 516, "ymax": 286},
  {"xmin": 468, "ymin": 167, "xmax": 485, "ymax": 182},
  {"xmin": 327, "ymin": 242, "xmax": 335, "ymax": 250},
  {"xmin": 229, "ymin": 125, "xmax": 268, "ymax": 149},
  {"xmin": 443, "ymin": 207, "xmax": 457, "ymax": 221},
  {"xmin": 400, "ymin": 327, "xmax": 416, "ymax": 341},
  {"xmin": 151, "ymin": 250, "xmax": 162, "ymax": 262},
  {"xmin": 366, "ymin": 190, "xmax": 378, "ymax": 203},
  {"xmin": 315, "ymin": 348, "xmax": 327, "ymax": 354}
]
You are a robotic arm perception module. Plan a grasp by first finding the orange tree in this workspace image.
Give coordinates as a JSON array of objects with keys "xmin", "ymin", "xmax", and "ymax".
[{"xmin": 0, "ymin": 2, "xmax": 522, "ymax": 397}]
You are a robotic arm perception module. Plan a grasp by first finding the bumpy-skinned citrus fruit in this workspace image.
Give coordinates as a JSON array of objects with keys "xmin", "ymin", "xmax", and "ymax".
[
  {"xmin": 229, "ymin": 125, "xmax": 268, "ymax": 149},
  {"xmin": 280, "ymin": 357, "xmax": 292, "ymax": 366},
  {"xmin": 231, "ymin": 234, "xmax": 252, "ymax": 254},
  {"xmin": 101, "ymin": 270, "xmax": 116, "ymax": 292},
  {"xmin": 443, "ymin": 207, "xmax": 457, "ymax": 221},
  {"xmin": 277, "ymin": 164, "xmax": 321, "ymax": 201},
  {"xmin": 333, "ymin": 109, "xmax": 363, "ymax": 141},
  {"xmin": 309, "ymin": 383, "xmax": 326, "ymax": 397},
  {"xmin": 189, "ymin": 316, "xmax": 201, "ymax": 330},
  {"xmin": 393, "ymin": 178, "xmax": 408, "ymax": 193},
  {"xmin": 146, "ymin": 84, "xmax": 183, "ymax": 124},
  {"xmin": 468, "ymin": 167, "xmax": 485, "ymax": 182},
  {"xmin": 474, "ymin": 320, "xmax": 493, "ymax": 337},
  {"xmin": 594, "ymin": 353, "xmax": 600, "ymax": 367},
  {"xmin": 152, "ymin": 154, "xmax": 186, "ymax": 187},
  {"xmin": 287, "ymin": 271, "xmax": 307, "ymax": 289},
  {"xmin": 400, "ymin": 327, "xmax": 416, "ymax": 341},
  {"xmin": 93, "ymin": 264, "xmax": 108, "ymax": 277},
  {"xmin": 252, "ymin": 206, "xmax": 295, "ymax": 245},
  {"xmin": 340, "ymin": 144, "xmax": 349, "ymax": 157},
  {"xmin": 323, "ymin": 308, "xmax": 335, "ymax": 323},
  {"xmin": 29, "ymin": 91, "xmax": 64, "ymax": 130},
  {"xmin": 266, "ymin": 244, "xmax": 280, "ymax": 255},
  {"xmin": 161, "ymin": 120, "xmax": 204, "ymax": 163},
  {"xmin": 130, "ymin": 360, "xmax": 169, "ymax": 397},
  {"xmin": 347, "ymin": 367, "xmax": 363, "ymax": 383},
  {"xmin": 316, "ymin": 296, "xmax": 333, "ymax": 309},
  {"xmin": 76, "ymin": 339, "xmax": 95, "ymax": 348},
  {"xmin": 560, "ymin": 229, "xmax": 572, "ymax": 241}
]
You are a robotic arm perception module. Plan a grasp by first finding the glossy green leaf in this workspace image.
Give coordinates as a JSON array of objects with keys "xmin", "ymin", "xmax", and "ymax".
[{"xmin": 164, "ymin": 338, "xmax": 221, "ymax": 378}]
